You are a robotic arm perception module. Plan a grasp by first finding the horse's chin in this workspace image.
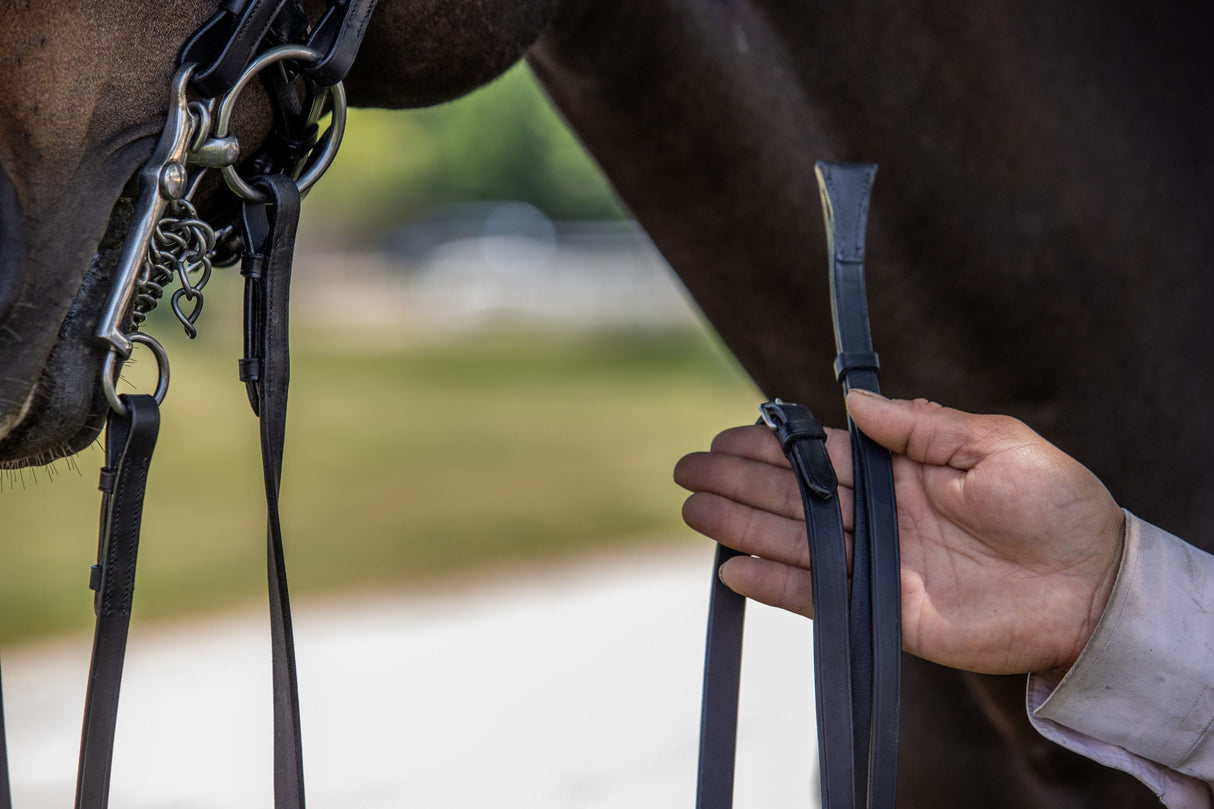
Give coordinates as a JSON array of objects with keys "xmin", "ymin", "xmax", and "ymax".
[
  {"xmin": 0, "ymin": 197, "xmax": 135, "ymax": 470},
  {"xmin": 0, "ymin": 358, "xmax": 109, "ymax": 472}
]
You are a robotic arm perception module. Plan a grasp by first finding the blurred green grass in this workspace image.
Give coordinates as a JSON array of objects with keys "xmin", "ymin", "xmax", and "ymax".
[{"xmin": 0, "ymin": 313, "xmax": 758, "ymax": 644}]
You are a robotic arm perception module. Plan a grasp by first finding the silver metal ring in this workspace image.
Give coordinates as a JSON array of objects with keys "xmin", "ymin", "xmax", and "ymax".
[
  {"xmin": 102, "ymin": 333, "xmax": 170, "ymax": 416},
  {"xmin": 213, "ymin": 45, "xmax": 348, "ymax": 202}
]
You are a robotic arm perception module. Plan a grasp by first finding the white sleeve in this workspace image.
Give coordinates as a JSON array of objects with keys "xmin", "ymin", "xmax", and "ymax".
[{"xmin": 1026, "ymin": 511, "xmax": 1214, "ymax": 808}]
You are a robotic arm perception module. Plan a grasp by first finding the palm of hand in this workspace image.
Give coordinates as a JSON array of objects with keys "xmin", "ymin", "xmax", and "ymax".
[{"xmin": 891, "ymin": 436, "xmax": 1122, "ymax": 674}]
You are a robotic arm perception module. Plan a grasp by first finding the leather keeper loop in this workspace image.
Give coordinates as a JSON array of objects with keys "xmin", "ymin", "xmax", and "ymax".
[
  {"xmin": 794, "ymin": 440, "xmax": 839, "ymax": 500},
  {"xmin": 241, "ymin": 253, "xmax": 266, "ymax": 279},
  {"xmin": 97, "ymin": 468, "xmax": 116, "ymax": 494},
  {"xmin": 239, "ymin": 357, "xmax": 262, "ymax": 382},
  {"xmin": 774, "ymin": 415, "xmax": 828, "ymax": 450},
  {"xmin": 833, "ymin": 350, "xmax": 881, "ymax": 381}
]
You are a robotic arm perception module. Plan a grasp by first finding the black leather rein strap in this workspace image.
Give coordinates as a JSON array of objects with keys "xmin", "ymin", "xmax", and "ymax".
[
  {"xmin": 695, "ymin": 162, "xmax": 901, "ymax": 808},
  {"xmin": 762, "ymin": 402, "xmax": 858, "ymax": 809},
  {"xmin": 816, "ymin": 162, "xmax": 901, "ymax": 809},
  {"xmin": 240, "ymin": 173, "xmax": 306, "ymax": 809},
  {"xmin": 0, "ymin": 399, "xmax": 161, "ymax": 809},
  {"xmin": 695, "ymin": 542, "xmax": 746, "ymax": 809},
  {"xmin": 76, "ymin": 394, "xmax": 162, "ymax": 809}
]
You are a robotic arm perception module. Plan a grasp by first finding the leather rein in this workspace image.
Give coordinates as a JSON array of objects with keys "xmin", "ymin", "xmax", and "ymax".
[
  {"xmin": 696, "ymin": 163, "xmax": 903, "ymax": 809},
  {"xmin": 0, "ymin": 2, "xmax": 375, "ymax": 807}
]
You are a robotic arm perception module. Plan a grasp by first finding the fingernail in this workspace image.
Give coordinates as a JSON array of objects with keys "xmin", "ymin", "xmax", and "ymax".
[{"xmin": 847, "ymin": 389, "xmax": 888, "ymax": 401}]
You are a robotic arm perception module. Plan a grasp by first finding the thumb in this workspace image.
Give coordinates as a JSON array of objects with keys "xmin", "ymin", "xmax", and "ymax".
[{"xmin": 845, "ymin": 390, "xmax": 1028, "ymax": 470}]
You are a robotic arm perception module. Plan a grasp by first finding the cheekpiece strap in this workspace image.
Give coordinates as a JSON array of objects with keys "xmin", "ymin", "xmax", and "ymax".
[
  {"xmin": 305, "ymin": 0, "xmax": 380, "ymax": 85},
  {"xmin": 180, "ymin": 0, "xmax": 291, "ymax": 97}
]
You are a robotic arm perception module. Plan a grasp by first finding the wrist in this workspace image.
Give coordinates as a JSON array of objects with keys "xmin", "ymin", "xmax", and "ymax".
[{"xmin": 1059, "ymin": 508, "xmax": 1127, "ymax": 671}]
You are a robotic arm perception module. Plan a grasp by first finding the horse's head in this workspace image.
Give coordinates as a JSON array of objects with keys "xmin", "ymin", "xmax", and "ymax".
[{"xmin": 0, "ymin": 0, "xmax": 564, "ymax": 468}]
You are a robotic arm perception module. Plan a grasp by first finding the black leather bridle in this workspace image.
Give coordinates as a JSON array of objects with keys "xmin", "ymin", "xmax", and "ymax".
[
  {"xmin": 0, "ymin": 3, "xmax": 375, "ymax": 807},
  {"xmin": 696, "ymin": 162, "xmax": 902, "ymax": 809}
]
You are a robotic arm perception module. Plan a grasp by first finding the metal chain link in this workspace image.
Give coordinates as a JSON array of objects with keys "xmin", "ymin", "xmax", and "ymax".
[{"xmin": 131, "ymin": 198, "xmax": 217, "ymax": 338}]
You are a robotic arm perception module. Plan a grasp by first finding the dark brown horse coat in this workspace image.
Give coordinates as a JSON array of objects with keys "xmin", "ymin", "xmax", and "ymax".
[{"xmin": 2, "ymin": 0, "xmax": 1212, "ymax": 805}]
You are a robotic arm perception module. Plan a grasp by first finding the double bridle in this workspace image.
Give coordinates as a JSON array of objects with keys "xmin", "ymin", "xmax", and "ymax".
[
  {"xmin": 0, "ymin": 6, "xmax": 899, "ymax": 805},
  {"xmin": 0, "ymin": 2, "xmax": 375, "ymax": 807},
  {"xmin": 696, "ymin": 163, "xmax": 903, "ymax": 808}
]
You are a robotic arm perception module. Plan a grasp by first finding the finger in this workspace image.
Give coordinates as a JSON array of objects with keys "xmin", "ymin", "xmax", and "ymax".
[
  {"xmin": 674, "ymin": 452, "xmax": 806, "ymax": 520},
  {"xmin": 683, "ymin": 490, "xmax": 856, "ymax": 568},
  {"xmin": 683, "ymin": 491, "xmax": 811, "ymax": 568},
  {"xmin": 719, "ymin": 555, "xmax": 815, "ymax": 620},
  {"xmin": 708, "ymin": 424, "xmax": 790, "ymax": 467},
  {"xmin": 845, "ymin": 390, "xmax": 1034, "ymax": 471},
  {"xmin": 708, "ymin": 423, "xmax": 856, "ymax": 489}
]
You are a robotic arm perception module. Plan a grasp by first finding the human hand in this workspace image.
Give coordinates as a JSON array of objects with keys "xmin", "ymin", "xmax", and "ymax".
[{"xmin": 673, "ymin": 391, "xmax": 1125, "ymax": 675}]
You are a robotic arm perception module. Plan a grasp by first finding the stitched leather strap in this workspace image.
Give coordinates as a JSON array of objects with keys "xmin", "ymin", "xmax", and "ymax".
[
  {"xmin": 768, "ymin": 402, "xmax": 857, "ymax": 808},
  {"xmin": 180, "ymin": 0, "xmax": 291, "ymax": 97},
  {"xmin": 817, "ymin": 161, "xmax": 901, "ymax": 808},
  {"xmin": 74, "ymin": 394, "xmax": 161, "ymax": 809},
  {"xmin": 695, "ymin": 162, "xmax": 900, "ymax": 809},
  {"xmin": 305, "ymin": 0, "xmax": 380, "ymax": 86},
  {"xmin": 695, "ymin": 402, "xmax": 859, "ymax": 809},
  {"xmin": 241, "ymin": 174, "xmax": 306, "ymax": 809}
]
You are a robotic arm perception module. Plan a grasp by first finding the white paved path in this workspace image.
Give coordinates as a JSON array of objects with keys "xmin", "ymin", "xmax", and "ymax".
[{"xmin": 3, "ymin": 547, "xmax": 818, "ymax": 808}]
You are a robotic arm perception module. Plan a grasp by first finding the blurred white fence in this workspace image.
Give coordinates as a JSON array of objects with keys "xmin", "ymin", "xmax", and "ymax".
[{"xmin": 291, "ymin": 205, "xmax": 704, "ymax": 338}]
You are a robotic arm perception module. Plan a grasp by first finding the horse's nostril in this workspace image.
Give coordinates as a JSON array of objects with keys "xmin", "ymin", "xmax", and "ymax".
[{"xmin": 0, "ymin": 169, "xmax": 23, "ymax": 324}]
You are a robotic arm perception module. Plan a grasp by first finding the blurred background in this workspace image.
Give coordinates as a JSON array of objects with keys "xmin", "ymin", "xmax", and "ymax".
[{"xmin": 0, "ymin": 65, "xmax": 819, "ymax": 808}]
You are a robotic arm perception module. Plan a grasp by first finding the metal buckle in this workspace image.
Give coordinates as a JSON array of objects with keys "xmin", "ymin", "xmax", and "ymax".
[{"xmin": 759, "ymin": 398, "xmax": 790, "ymax": 430}]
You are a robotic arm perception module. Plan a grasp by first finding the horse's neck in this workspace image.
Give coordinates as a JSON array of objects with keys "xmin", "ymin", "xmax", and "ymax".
[
  {"xmin": 528, "ymin": 7, "xmax": 1213, "ymax": 808},
  {"xmin": 526, "ymin": 0, "xmax": 1214, "ymax": 464},
  {"xmin": 341, "ymin": 0, "xmax": 562, "ymax": 108},
  {"xmin": 529, "ymin": 0, "xmax": 1211, "ymax": 397}
]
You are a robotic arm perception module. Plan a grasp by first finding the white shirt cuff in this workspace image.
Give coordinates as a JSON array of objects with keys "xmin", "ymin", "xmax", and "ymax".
[{"xmin": 1026, "ymin": 511, "xmax": 1214, "ymax": 807}]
